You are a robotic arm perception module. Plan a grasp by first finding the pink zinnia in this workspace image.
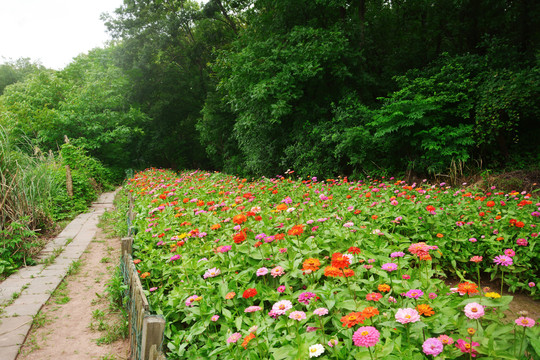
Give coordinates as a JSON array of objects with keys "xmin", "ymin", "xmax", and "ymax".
[
  {"xmin": 256, "ymin": 267, "xmax": 269, "ymax": 276},
  {"xmin": 464, "ymin": 302, "xmax": 485, "ymax": 319},
  {"xmin": 211, "ymin": 315, "xmax": 219, "ymax": 321},
  {"xmin": 381, "ymin": 263, "xmax": 398, "ymax": 272},
  {"xmin": 277, "ymin": 285, "xmax": 286, "ymax": 293},
  {"xmin": 438, "ymin": 334, "xmax": 454, "ymax": 345},
  {"xmin": 504, "ymin": 249, "xmax": 515, "ymax": 257},
  {"xmin": 245, "ymin": 306, "xmax": 263, "ymax": 313},
  {"xmin": 313, "ymin": 308, "xmax": 329, "ymax": 316},
  {"xmin": 352, "ymin": 326, "xmax": 380, "ymax": 347},
  {"xmin": 516, "ymin": 238, "xmax": 528, "ymax": 246},
  {"xmin": 515, "ymin": 317, "xmax": 535, "ymax": 327},
  {"xmin": 271, "ymin": 266, "xmax": 285, "ymax": 277},
  {"xmin": 272, "ymin": 300, "xmax": 293, "ymax": 315},
  {"xmin": 470, "ymin": 256, "xmax": 483, "ymax": 263},
  {"xmin": 422, "ymin": 338, "xmax": 444, "ymax": 356},
  {"xmin": 395, "ymin": 308, "xmax": 420, "ymax": 324},
  {"xmin": 227, "ymin": 332, "xmax": 242, "ymax": 343},
  {"xmin": 289, "ymin": 311, "xmax": 307, "ymax": 321}
]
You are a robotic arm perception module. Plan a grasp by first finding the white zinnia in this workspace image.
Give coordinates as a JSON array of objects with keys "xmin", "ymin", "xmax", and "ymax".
[{"xmin": 309, "ymin": 344, "xmax": 325, "ymax": 358}]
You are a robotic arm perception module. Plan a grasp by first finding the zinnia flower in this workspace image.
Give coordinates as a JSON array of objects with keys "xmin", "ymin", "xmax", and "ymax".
[
  {"xmin": 405, "ymin": 289, "xmax": 424, "ymax": 299},
  {"xmin": 457, "ymin": 282, "xmax": 479, "ymax": 295},
  {"xmin": 227, "ymin": 332, "xmax": 242, "ymax": 343},
  {"xmin": 245, "ymin": 306, "xmax": 262, "ymax": 313},
  {"xmin": 395, "ymin": 308, "xmax": 420, "ymax": 324},
  {"xmin": 416, "ymin": 304, "xmax": 435, "ymax": 317},
  {"xmin": 256, "ymin": 267, "xmax": 268, "ymax": 276},
  {"xmin": 381, "ymin": 263, "xmax": 398, "ymax": 272},
  {"xmin": 271, "ymin": 266, "xmax": 285, "ymax": 278},
  {"xmin": 493, "ymin": 255, "xmax": 513, "ymax": 266},
  {"xmin": 303, "ymin": 258, "xmax": 321, "ymax": 271},
  {"xmin": 464, "ymin": 302, "xmax": 485, "ymax": 319},
  {"xmin": 298, "ymin": 292, "xmax": 316, "ymax": 305},
  {"xmin": 272, "ymin": 300, "xmax": 293, "ymax": 315},
  {"xmin": 422, "ymin": 338, "xmax": 443, "ymax": 356},
  {"xmin": 340, "ymin": 312, "xmax": 365, "ymax": 328},
  {"xmin": 289, "ymin": 311, "xmax": 307, "ymax": 321},
  {"xmin": 308, "ymin": 344, "xmax": 325, "ymax": 358},
  {"xmin": 455, "ymin": 339, "xmax": 479, "ymax": 357},
  {"xmin": 203, "ymin": 267, "xmax": 221, "ymax": 279},
  {"xmin": 438, "ymin": 334, "xmax": 454, "ymax": 345},
  {"xmin": 515, "ymin": 317, "xmax": 535, "ymax": 327},
  {"xmin": 352, "ymin": 326, "xmax": 380, "ymax": 347},
  {"xmin": 243, "ymin": 288, "xmax": 257, "ymax": 299},
  {"xmin": 313, "ymin": 308, "xmax": 329, "ymax": 316}
]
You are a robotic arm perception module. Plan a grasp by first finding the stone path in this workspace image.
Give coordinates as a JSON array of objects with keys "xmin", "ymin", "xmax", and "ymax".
[{"xmin": 0, "ymin": 191, "xmax": 117, "ymax": 360}]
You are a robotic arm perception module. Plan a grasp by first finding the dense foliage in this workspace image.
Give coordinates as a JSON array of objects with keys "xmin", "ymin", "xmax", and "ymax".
[{"xmin": 125, "ymin": 169, "xmax": 539, "ymax": 359}]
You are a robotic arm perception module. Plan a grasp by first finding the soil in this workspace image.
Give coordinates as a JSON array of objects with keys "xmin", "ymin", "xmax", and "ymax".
[{"xmin": 17, "ymin": 226, "xmax": 130, "ymax": 360}]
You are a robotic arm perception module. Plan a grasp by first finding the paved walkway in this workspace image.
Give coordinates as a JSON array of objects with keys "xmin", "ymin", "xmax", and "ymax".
[{"xmin": 0, "ymin": 190, "xmax": 118, "ymax": 360}]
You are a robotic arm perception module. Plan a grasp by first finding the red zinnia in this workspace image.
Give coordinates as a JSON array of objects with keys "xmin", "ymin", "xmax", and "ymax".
[
  {"xmin": 348, "ymin": 246, "xmax": 362, "ymax": 254},
  {"xmin": 288, "ymin": 224, "xmax": 304, "ymax": 236},
  {"xmin": 243, "ymin": 288, "xmax": 257, "ymax": 299}
]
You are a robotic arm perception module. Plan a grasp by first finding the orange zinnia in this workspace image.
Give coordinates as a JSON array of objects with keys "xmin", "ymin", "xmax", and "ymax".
[
  {"xmin": 340, "ymin": 312, "xmax": 365, "ymax": 328},
  {"xmin": 378, "ymin": 284, "xmax": 391, "ymax": 292},
  {"xmin": 303, "ymin": 258, "xmax": 321, "ymax": 272},
  {"xmin": 331, "ymin": 253, "xmax": 350, "ymax": 269},
  {"xmin": 211, "ymin": 224, "xmax": 221, "ymax": 230},
  {"xmin": 288, "ymin": 224, "xmax": 304, "ymax": 236},
  {"xmin": 233, "ymin": 213, "xmax": 247, "ymax": 224},
  {"xmin": 362, "ymin": 307, "xmax": 379, "ymax": 319},
  {"xmin": 241, "ymin": 333, "xmax": 256, "ymax": 349},
  {"xmin": 276, "ymin": 204, "xmax": 288, "ymax": 211},
  {"xmin": 416, "ymin": 304, "xmax": 435, "ymax": 317},
  {"xmin": 324, "ymin": 266, "xmax": 343, "ymax": 278},
  {"xmin": 457, "ymin": 282, "xmax": 479, "ymax": 295}
]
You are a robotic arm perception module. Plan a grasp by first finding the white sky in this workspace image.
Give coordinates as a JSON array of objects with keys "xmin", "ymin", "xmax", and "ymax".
[{"xmin": 0, "ymin": 0, "xmax": 125, "ymax": 70}]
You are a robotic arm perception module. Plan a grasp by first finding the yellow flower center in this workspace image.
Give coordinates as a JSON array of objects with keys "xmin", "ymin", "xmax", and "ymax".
[{"xmin": 361, "ymin": 331, "xmax": 369, "ymax": 336}]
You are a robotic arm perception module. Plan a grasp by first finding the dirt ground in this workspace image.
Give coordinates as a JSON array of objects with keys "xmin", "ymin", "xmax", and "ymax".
[{"xmin": 17, "ymin": 226, "xmax": 130, "ymax": 360}]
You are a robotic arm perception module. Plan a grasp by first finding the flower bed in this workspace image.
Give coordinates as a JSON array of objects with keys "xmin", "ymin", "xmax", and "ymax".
[{"xmin": 126, "ymin": 169, "xmax": 539, "ymax": 359}]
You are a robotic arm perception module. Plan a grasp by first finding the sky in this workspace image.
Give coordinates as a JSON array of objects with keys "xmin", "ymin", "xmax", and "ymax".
[{"xmin": 0, "ymin": 0, "xmax": 125, "ymax": 70}]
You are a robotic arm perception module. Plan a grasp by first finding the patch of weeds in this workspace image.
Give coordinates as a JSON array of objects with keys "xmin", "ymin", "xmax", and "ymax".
[
  {"xmin": 100, "ymin": 354, "xmax": 120, "ymax": 360},
  {"xmin": 51, "ymin": 280, "xmax": 70, "ymax": 304},
  {"xmin": 65, "ymin": 237, "xmax": 73, "ymax": 245},
  {"xmin": 95, "ymin": 322, "xmax": 128, "ymax": 345},
  {"xmin": 33, "ymin": 311, "xmax": 51, "ymax": 328},
  {"xmin": 40, "ymin": 247, "xmax": 63, "ymax": 266},
  {"xmin": 54, "ymin": 295, "xmax": 70, "ymax": 304},
  {"xmin": 100, "ymin": 257, "xmax": 111, "ymax": 263},
  {"xmin": 66, "ymin": 259, "xmax": 82, "ymax": 276},
  {"xmin": 92, "ymin": 309, "xmax": 106, "ymax": 319}
]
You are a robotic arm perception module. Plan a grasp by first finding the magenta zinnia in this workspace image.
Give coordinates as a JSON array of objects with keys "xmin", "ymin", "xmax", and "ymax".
[
  {"xmin": 493, "ymin": 255, "xmax": 513, "ymax": 266},
  {"xmin": 352, "ymin": 326, "xmax": 380, "ymax": 347}
]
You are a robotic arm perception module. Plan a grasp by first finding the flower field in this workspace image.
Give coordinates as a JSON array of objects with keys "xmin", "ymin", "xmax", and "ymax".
[{"xmin": 125, "ymin": 169, "xmax": 539, "ymax": 359}]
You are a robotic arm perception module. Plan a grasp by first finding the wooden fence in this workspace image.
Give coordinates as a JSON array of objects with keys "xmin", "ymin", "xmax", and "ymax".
[{"xmin": 121, "ymin": 191, "xmax": 167, "ymax": 360}]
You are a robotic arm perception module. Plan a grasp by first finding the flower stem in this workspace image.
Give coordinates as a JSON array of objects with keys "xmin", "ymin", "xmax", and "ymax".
[{"xmin": 501, "ymin": 268, "xmax": 505, "ymax": 295}]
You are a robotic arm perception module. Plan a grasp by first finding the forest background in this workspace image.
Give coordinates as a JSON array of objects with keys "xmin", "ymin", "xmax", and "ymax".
[{"xmin": 1, "ymin": 0, "xmax": 539, "ymax": 274}]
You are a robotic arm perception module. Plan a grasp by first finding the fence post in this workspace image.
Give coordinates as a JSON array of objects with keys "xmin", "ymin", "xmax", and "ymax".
[
  {"xmin": 141, "ymin": 315, "xmax": 165, "ymax": 360},
  {"xmin": 122, "ymin": 237, "xmax": 133, "ymax": 257}
]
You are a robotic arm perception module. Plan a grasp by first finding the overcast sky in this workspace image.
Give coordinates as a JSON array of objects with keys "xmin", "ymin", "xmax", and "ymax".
[{"xmin": 0, "ymin": 0, "xmax": 125, "ymax": 70}]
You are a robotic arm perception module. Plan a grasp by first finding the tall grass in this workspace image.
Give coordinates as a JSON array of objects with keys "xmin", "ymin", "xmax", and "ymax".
[{"xmin": 0, "ymin": 125, "xmax": 58, "ymax": 231}]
